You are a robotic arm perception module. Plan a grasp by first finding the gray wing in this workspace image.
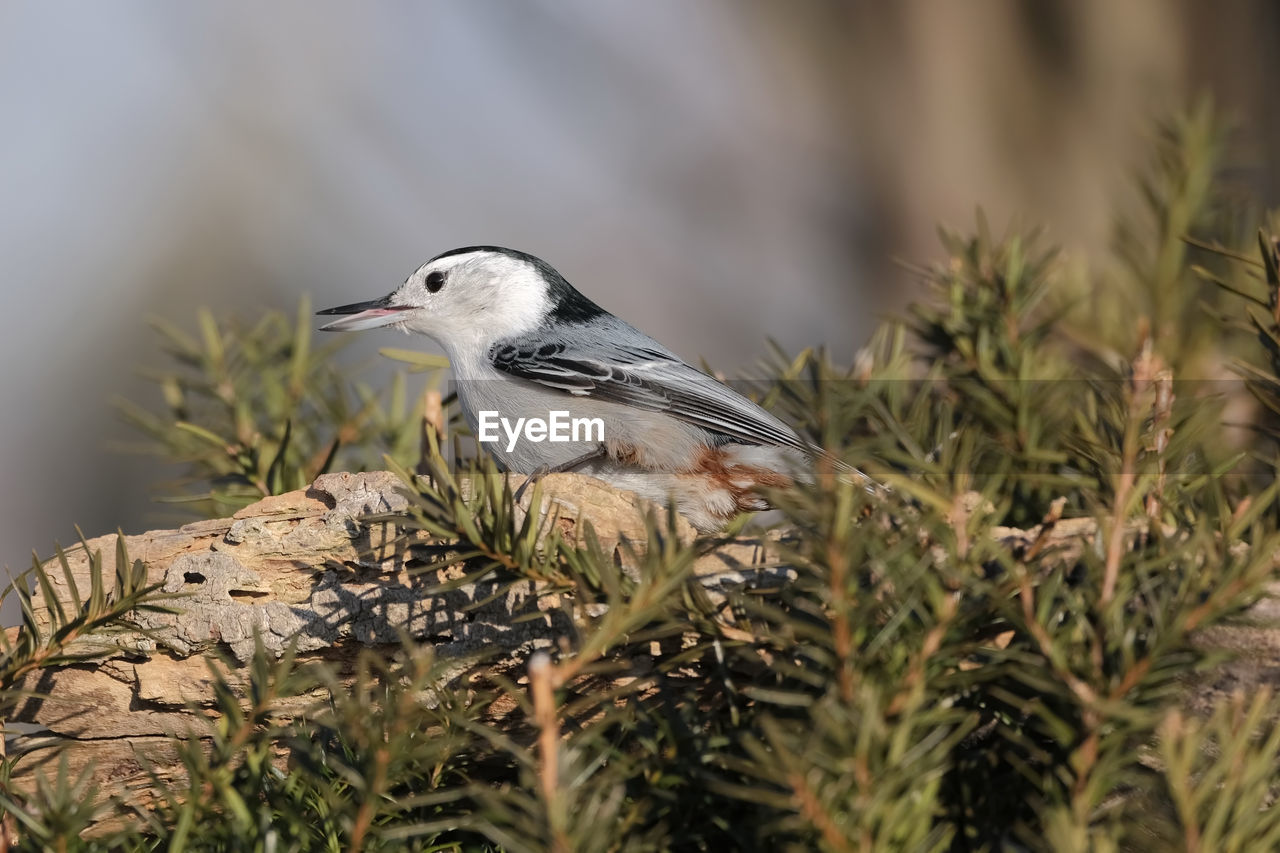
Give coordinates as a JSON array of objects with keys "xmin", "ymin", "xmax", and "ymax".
[{"xmin": 489, "ymin": 319, "xmax": 814, "ymax": 454}]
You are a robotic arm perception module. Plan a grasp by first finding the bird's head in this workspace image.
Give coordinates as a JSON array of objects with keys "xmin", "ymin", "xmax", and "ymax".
[{"xmin": 317, "ymin": 246, "xmax": 603, "ymax": 353}]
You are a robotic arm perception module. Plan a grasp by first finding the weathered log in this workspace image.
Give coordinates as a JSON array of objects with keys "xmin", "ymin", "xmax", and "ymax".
[{"xmin": 5, "ymin": 471, "xmax": 793, "ymax": 824}]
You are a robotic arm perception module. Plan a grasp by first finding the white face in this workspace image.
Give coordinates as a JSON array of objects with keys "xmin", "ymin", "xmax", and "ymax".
[{"xmin": 319, "ymin": 249, "xmax": 553, "ymax": 357}]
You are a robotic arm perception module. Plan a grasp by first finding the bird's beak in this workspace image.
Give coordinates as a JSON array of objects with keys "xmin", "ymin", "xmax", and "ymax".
[{"xmin": 316, "ymin": 294, "xmax": 414, "ymax": 332}]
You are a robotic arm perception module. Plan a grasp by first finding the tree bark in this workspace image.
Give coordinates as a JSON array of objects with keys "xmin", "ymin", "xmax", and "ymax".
[{"xmin": 5, "ymin": 471, "xmax": 792, "ymax": 828}]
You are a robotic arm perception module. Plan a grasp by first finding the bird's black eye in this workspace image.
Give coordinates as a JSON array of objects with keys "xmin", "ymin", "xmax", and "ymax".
[{"xmin": 425, "ymin": 271, "xmax": 446, "ymax": 293}]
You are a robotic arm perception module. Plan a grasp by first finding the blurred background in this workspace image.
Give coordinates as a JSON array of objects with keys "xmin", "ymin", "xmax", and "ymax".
[{"xmin": 2, "ymin": 0, "xmax": 1280, "ymax": 576}]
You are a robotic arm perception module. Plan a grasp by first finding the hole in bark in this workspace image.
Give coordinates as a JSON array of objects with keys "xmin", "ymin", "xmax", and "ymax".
[
  {"xmin": 183, "ymin": 572, "xmax": 206, "ymax": 584},
  {"xmin": 229, "ymin": 589, "xmax": 269, "ymax": 600}
]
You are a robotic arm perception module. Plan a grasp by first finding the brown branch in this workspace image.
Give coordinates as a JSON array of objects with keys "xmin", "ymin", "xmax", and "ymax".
[{"xmin": 529, "ymin": 653, "xmax": 568, "ymax": 853}]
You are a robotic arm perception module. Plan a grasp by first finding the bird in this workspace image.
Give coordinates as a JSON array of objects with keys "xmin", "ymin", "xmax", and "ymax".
[{"xmin": 317, "ymin": 246, "xmax": 840, "ymax": 532}]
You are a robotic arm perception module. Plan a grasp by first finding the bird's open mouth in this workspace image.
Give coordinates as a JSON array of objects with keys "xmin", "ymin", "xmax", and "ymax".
[{"xmin": 316, "ymin": 295, "xmax": 414, "ymax": 332}]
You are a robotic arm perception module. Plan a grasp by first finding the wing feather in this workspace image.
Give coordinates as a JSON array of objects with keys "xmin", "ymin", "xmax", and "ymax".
[{"xmin": 489, "ymin": 322, "xmax": 814, "ymax": 454}]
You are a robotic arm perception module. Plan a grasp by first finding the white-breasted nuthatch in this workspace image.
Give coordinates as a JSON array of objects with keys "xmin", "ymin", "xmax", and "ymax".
[{"xmin": 318, "ymin": 246, "xmax": 840, "ymax": 531}]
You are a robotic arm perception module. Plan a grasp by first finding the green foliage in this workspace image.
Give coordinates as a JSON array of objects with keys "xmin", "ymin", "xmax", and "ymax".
[
  {"xmin": 0, "ymin": 532, "xmax": 166, "ymax": 708},
  {"xmin": 724, "ymin": 477, "xmax": 973, "ymax": 852},
  {"xmin": 1159, "ymin": 690, "xmax": 1280, "ymax": 851},
  {"xmin": 116, "ymin": 297, "xmax": 447, "ymax": 517},
  {"xmin": 903, "ymin": 217, "xmax": 1083, "ymax": 523},
  {"xmin": 1112, "ymin": 98, "xmax": 1227, "ymax": 363},
  {"xmin": 0, "ymin": 533, "xmax": 171, "ymax": 845},
  {"xmin": 8, "ymin": 107, "xmax": 1280, "ymax": 850}
]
